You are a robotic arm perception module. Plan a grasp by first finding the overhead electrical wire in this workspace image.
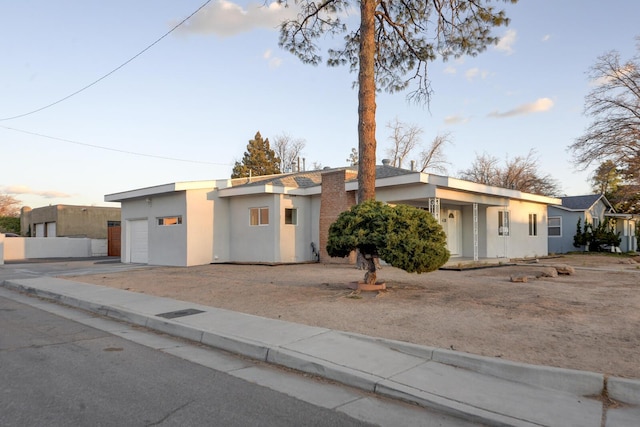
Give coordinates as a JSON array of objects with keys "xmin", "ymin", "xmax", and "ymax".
[
  {"xmin": 0, "ymin": 0, "xmax": 213, "ymax": 122},
  {"xmin": 0, "ymin": 125, "xmax": 232, "ymax": 166}
]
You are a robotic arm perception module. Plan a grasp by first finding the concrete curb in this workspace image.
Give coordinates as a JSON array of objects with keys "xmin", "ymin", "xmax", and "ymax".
[
  {"xmin": 608, "ymin": 376, "xmax": 640, "ymax": 406},
  {"xmin": 3, "ymin": 278, "xmax": 640, "ymax": 426},
  {"xmin": 355, "ymin": 335, "xmax": 606, "ymax": 397}
]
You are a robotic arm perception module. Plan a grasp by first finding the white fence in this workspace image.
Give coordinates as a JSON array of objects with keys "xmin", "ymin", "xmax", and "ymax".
[{"xmin": 0, "ymin": 235, "xmax": 108, "ymax": 264}]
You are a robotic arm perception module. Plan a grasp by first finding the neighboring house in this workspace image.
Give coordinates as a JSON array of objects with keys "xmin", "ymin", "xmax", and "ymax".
[
  {"xmin": 607, "ymin": 212, "xmax": 639, "ymax": 252},
  {"xmin": 106, "ymin": 164, "xmax": 560, "ymax": 267},
  {"xmin": 20, "ymin": 205, "xmax": 121, "ymax": 239},
  {"xmin": 547, "ymin": 194, "xmax": 639, "ymax": 253}
]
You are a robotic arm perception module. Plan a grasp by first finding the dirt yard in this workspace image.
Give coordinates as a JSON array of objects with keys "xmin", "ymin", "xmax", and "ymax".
[{"xmin": 69, "ymin": 254, "xmax": 640, "ymax": 379}]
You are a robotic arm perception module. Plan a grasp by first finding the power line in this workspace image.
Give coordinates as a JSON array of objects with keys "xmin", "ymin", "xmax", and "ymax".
[
  {"xmin": 0, "ymin": 0, "xmax": 213, "ymax": 122},
  {"xmin": 0, "ymin": 125, "xmax": 232, "ymax": 166}
]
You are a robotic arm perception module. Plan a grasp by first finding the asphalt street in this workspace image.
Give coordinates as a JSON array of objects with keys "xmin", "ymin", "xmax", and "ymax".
[{"xmin": 0, "ymin": 272, "xmax": 480, "ymax": 427}]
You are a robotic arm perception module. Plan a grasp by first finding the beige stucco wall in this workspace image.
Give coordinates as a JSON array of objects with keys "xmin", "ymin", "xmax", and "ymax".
[
  {"xmin": 211, "ymin": 191, "xmax": 231, "ymax": 262},
  {"xmin": 3, "ymin": 236, "xmax": 103, "ymax": 259},
  {"xmin": 278, "ymin": 194, "xmax": 314, "ymax": 263},
  {"xmin": 486, "ymin": 200, "xmax": 549, "ymax": 259},
  {"xmin": 185, "ymin": 189, "xmax": 214, "ymax": 266},
  {"xmin": 229, "ymin": 194, "xmax": 278, "ymax": 263}
]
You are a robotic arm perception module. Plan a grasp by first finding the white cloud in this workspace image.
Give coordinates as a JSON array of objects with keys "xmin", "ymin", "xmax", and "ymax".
[
  {"xmin": 465, "ymin": 68, "xmax": 488, "ymax": 81},
  {"xmin": 174, "ymin": 0, "xmax": 298, "ymax": 37},
  {"xmin": 488, "ymin": 98, "xmax": 554, "ymax": 118},
  {"xmin": 465, "ymin": 68, "xmax": 479, "ymax": 80},
  {"xmin": 2, "ymin": 185, "xmax": 71, "ymax": 199},
  {"xmin": 443, "ymin": 65, "xmax": 457, "ymax": 75},
  {"xmin": 263, "ymin": 49, "xmax": 283, "ymax": 68},
  {"xmin": 262, "ymin": 49, "xmax": 282, "ymax": 68},
  {"xmin": 542, "ymin": 34, "xmax": 551, "ymax": 42},
  {"xmin": 495, "ymin": 29, "xmax": 517, "ymax": 55},
  {"xmin": 444, "ymin": 115, "xmax": 469, "ymax": 125}
]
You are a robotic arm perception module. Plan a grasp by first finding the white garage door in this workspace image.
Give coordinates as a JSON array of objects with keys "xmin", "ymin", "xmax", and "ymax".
[
  {"xmin": 35, "ymin": 223, "xmax": 45, "ymax": 237},
  {"xmin": 46, "ymin": 222, "xmax": 56, "ymax": 238},
  {"xmin": 128, "ymin": 219, "xmax": 148, "ymax": 264}
]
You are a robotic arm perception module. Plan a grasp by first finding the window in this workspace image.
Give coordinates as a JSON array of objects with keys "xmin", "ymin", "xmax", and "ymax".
[
  {"xmin": 498, "ymin": 211, "xmax": 510, "ymax": 236},
  {"xmin": 250, "ymin": 207, "xmax": 269, "ymax": 226},
  {"xmin": 158, "ymin": 216, "xmax": 182, "ymax": 226},
  {"xmin": 284, "ymin": 208, "xmax": 297, "ymax": 225},
  {"xmin": 548, "ymin": 217, "xmax": 561, "ymax": 237},
  {"xmin": 529, "ymin": 213, "xmax": 538, "ymax": 236}
]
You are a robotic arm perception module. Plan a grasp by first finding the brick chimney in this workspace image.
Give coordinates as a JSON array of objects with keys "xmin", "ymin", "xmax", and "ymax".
[{"xmin": 319, "ymin": 169, "xmax": 357, "ymax": 263}]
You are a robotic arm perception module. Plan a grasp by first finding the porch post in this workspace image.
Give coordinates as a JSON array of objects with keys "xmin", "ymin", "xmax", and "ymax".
[
  {"xmin": 428, "ymin": 198, "xmax": 440, "ymax": 222},
  {"xmin": 473, "ymin": 203, "xmax": 478, "ymax": 261}
]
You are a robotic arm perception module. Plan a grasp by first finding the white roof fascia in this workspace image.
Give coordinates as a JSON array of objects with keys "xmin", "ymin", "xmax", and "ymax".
[
  {"xmin": 427, "ymin": 174, "xmax": 561, "ymax": 205},
  {"xmin": 218, "ymin": 184, "xmax": 288, "ymax": 198},
  {"xmin": 215, "ymin": 172, "xmax": 561, "ymax": 206},
  {"xmin": 343, "ymin": 172, "xmax": 423, "ymax": 192},
  {"xmin": 105, "ymin": 180, "xmax": 218, "ymax": 202},
  {"xmin": 606, "ymin": 213, "xmax": 632, "ymax": 219},
  {"xmin": 549, "ymin": 205, "xmax": 581, "ymax": 212},
  {"xmin": 295, "ymin": 186, "xmax": 321, "ymax": 195},
  {"xmin": 378, "ymin": 173, "xmax": 423, "ymax": 187}
]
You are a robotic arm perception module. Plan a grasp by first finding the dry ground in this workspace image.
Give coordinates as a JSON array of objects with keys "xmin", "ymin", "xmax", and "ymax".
[{"xmin": 70, "ymin": 254, "xmax": 640, "ymax": 379}]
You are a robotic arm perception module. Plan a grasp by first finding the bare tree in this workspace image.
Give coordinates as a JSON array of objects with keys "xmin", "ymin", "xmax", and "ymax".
[
  {"xmin": 458, "ymin": 152, "xmax": 500, "ymax": 185},
  {"xmin": 418, "ymin": 133, "xmax": 452, "ymax": 173},
  {"xmin": 499, "ymin": 151, "xmax": 560, "ymax": 195},
  {"xmin": 569, "ymin": 38, "xmax": 640, "ymax": 183},
  {"xmin": 0, "ymin": 194, "xmax": 21, "ymax": 217},
  {"xmin": 273, "ymin": 133, "xmax": 306, "ymax": 172},
  {"xmin": 459, "ymin": 150, "xmax": 560, "ymax": 196},
  {"xmin": 385, "ymin": 118, "xmax": 421, "ymax": 168},
  {"xmin": 279, "ymin": 1, "xmax": 515, "ymax": 203}
]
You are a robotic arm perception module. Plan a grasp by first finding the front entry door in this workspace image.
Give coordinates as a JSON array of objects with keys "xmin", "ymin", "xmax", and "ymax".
[{"xmin": 444, "ymin": 209, "xmax": 462, "ymax": 256}]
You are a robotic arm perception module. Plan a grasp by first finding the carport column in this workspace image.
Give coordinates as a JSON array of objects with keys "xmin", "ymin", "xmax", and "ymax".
[{"xmin": 473, "ymin": 203, "xmax": 478, "ymax": 261}]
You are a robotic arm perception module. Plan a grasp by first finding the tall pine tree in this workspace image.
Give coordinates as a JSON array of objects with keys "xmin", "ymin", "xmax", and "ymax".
[
  {"xmin": 279, "ymin": 0, "xmax": 515, "ymax": 202},
  {"xmin": 231, "ymin": 132, "xmax": 281, "ymax": 178}
]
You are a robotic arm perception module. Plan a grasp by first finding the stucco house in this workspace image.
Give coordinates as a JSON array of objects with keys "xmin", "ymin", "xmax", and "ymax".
[
  {"xmin": 547, "ymin": 195, "xmax": 638, "ymax": 253},
  {"xmin": 105, "ymin": 164, "xmax": 561, "ymax": 267}
]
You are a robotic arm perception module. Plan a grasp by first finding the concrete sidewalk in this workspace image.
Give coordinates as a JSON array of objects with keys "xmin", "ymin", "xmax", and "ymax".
[{"xmin": 3, "ymin": 277, "xmax": 640, "ymax": 426}]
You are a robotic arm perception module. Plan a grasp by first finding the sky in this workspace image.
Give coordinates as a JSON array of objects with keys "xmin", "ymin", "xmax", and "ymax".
[{"xmin": 2, "ymin": 0, "xmax": 639, "ymax": 209}]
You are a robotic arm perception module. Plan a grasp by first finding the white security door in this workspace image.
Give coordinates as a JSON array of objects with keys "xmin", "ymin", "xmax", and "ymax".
[
  {"xmin": 128, "ymin": 219, "xmax": 148, "ymax": 264},
  {"xmin": 445, "ymin": 209, "xmax": 462, "ymax": 256}
]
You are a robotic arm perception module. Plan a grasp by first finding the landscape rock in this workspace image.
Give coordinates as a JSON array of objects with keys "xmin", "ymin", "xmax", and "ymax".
[
  {"xmin": 510, "ymin": 274, "xmax": 528, "ymax": 283},
  {"xmin": 554, "ymin": 264, "xmax": 576, "ymax": 275},
  {"xmin": 538, "ymin": 267, "xmax": 559, "ymax": 278}
]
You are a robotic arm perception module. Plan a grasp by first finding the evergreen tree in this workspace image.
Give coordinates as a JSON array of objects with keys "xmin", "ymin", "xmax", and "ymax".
[
  {"xmin": 573, "ymin": 218, "xmax": 588, "ymax": 250},
  {"xmin": 231, "ymin": 132, "xmax": 281, "ymax": 178},
  {"xmin": 327, "ymin": 200, "xmax": 450, "ymax": 285}
]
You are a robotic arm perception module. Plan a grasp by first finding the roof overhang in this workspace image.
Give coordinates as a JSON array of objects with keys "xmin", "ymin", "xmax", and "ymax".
[
  {"xmin": 605, "ymin": 213, "xmax": 635, "ymax": 219},
  {"xmin": 426, "ymin": 174, "xmax": 561, "ymax": 205},
  {"xmin": 105, "ymin": 180, "xmax": 219, "ymax": 202}
]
